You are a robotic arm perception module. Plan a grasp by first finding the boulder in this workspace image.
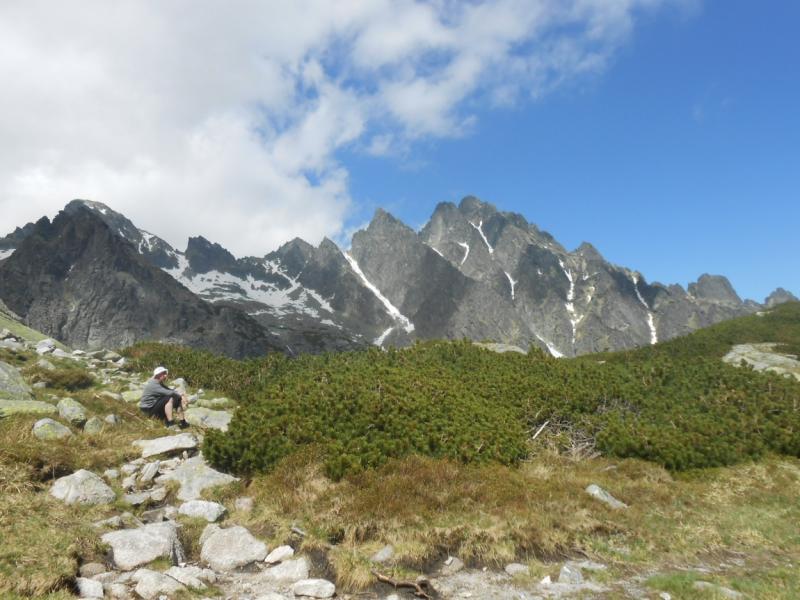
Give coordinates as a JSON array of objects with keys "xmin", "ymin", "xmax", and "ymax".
[
  {"xmin": 83, "ymin": 416, "xmax": 104, "ymax": 434},
  {"xmin": 585, "ymin": 484, "xmax": 628, "ymax": 509},
  {"xmin": 99, "ymin": 391, "xmax": 123, "ymax": 402},
  {"xmin": 179, "ymin": 500, "xmax": 227, "ymax": 522},
  {"xmin": 260, "ymin": 558, "xmax": 310, "ymax": 583},
  {"xmin": 37, "ymin": 358, "xmax": 56, "ymax": 371},
  {"xmin": 50, "ymin": 469, "xmax": 116, "ymax": 505},
  {"xmin": 292, "ymin": 579, "xmax": 336, "ymax": 598},
  {"xmin": 124, "ymin": 492, "xmax": 151, "ymax": 506},
  {"xmin": 57, "ymin": 397, "xmax": 88, "ymax": 426},
  {"xmin": 265, "ymin": 545, "xmax": 295, "ymax": 564},
  {"xmin": 32, "ymin": 417, "xmax": 73, "ymax": 440},
  {"xmin": 121, "ymin": 389, "xmax": 142, "ymax": 403},
  {"xmin": 138, "ymin": 461, "xmax": 161, "ymax": 484},
  {"xmin": 200, "ymin": 525, "xmax": 268, "ymax": 571},
  {"xmin": 132, "ymin": 568, "xmax": 186, "ymax": 599},
  {"xmin": 52, "ymin": 348, "xmax": 72, "ymax": 359},
  {"xmin": 79, "ymin": 562, "xmax": 107, "ymax": 578},
  {"xmin": 197, "ymin": 396, "xmax": 234, "ymax": 409},
  {"xmin": 559, "ymin": 563, "xmax": 583, "ymax": 585},
  {"xmin": 184, "ymin": 406, "xmax": 232, "ymax": 431},
  {"xmin": 440, "ymin": 556, "xmax": 464, "ymax": 576},
  {"xmin": 0, "ymin": 399, "xmax": 57, "ymax": 417},
  {"xmin": 103, "ymin": 351, "xmax": 123, "ymax": 361},
  {"xmin": 76, "ymin": 577, "xmax": 104, "ymax": 598},
  {"xmin": 35, "ymin": 338, "xmax": 56, "ymax": 354},
  {"xmin": 156, "ymin": 454, "xmax": 237, "ymax": 501},
  {"xmin": 105, "ymin": 413, "xmax": 122, "ymax": 425},
  {"xmin": 102, "ymin": 522, "xmax": 185, "ymax": 571},
  {"xmin": 133, "ymin": 433, "xmax": 198, "ymax": 458},
  {"xmin": 0, "ymin": 360, "xmax": 34, "ymax": 401}
]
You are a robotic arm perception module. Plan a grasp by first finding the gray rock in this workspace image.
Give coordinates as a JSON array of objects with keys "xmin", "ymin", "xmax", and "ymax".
[
  {"xmin": 149, "ymin": 487, "xmax": 168, "ymax": 503},
  {"xmin": 121, "ymin": 389, "xmax": 141, "ymax": 403},
  {"xmin": 261, "ymin": 557, "xmax": 310, "ymax": 583},
  {"xmin": 102, "ymin": 521, "xmax": 184, "ymax": 571},
  {"xmin": 197, "ymin": 396, "xmax": 234, "ymax": 409},
  {"xmin": 121, "ymin": 462, "xmax": 140, "ymax": 475},
  {"xmin": 140, "ymin": 507, "xmax": 168, "ymax": 524},
  {"xmin": 370, "ymin": 544, "xmax": 394, "ymax": 563},
  {"xmin": 121, "ymin": 475, "xmax": 137, "ymax": 491},
  {"xmin": 132, "ymin": 568, "xmax": 186, "ymax": 599},
  {"xmin": 50, "ymin": 469, "xmax": 116, "ymax": 505},
  {"xmin": 103, "ymin": 351, "xmax": 122, "ymax": 361},
  {"xmin": 104, "ymin": 468, "xmax": 120, "ymax": 480},
  {"xmin": 0, "ymin": 360, "xmax": 34, "ymax": 401},
  {"xmin": 108, "ymin": 583, "xmax": 130, "ymax": 599},
  {"xmin": 558, "ymin": 563, "xmax": 583, "ymax": 585},
  {"xmin": 133, "ymin": 433, "xmax": 198, "ymax": 459},
  {"xmin": 474, "ymin": 342, "xmax": 527, "ymax": 354},
  {"xmin": 723, "ymin": 343, "xmax": 800, "ymax": 381},
  {"xmin": 138, "ymin": 461, "xmax": 161, "ymax": 484},
  {"xmin": 199, "ymin": 523, "xmax": 221, "ymax": 546},
  {"xmin": 585, "ymin": 484, "xmax": 628, "ymax": 509},
  {"xmin": 265, "ymin": 545, "xmax": 295, "ymax": 564},
  {"xmin": 692, "ymin": 581, "xmax": 743, "ymax": 599},
  {"xmin": 124, "ymin": 492, "xmax": 151, "ymax": 506},
  {"xmin": 76, "ymin": 576, "xmax": 104, "ymax": 598},
  {"xmin": 100, "ymin": 391, "xmax": 124, "ymax": 402},
  {"xmin": 235, "ymin": 496, "xmax": 254, "ymax": 513},
  {"xmin": 156, "ymin": 454, "xmax": 237, "ymax": 501},
  {"xmin": 93, "ymin": 515, "xmax": 124, "ymax": 529},
  {"xmin": 504, "ymin": 563, "xmax": 529, "ymax": 576},
  {"xmin": 52, "ymin": 348, "xmax": 72, "ymax": 359},
  {"xmin": 104, "ymin": 413, "xmax": 122, "ymax": 425},
  {"xmin": 32, "ymin": 417, "xmax": 73, "ymax": 440},
  {"xmin": 201, "ymin": 525, "xmax": 268, "ymax": 571},
  {"xmin": 184, "ymin": 406, "xmax": 232, "ymax": 431},
  {"xmin": 57, "ymin": 397, "xmax": 88, "ymax": 426},
  {"xmin": 83, "ymin": 416, "xmax": 104, "ymax": 434},
  {"xmin": 256, "ymin": 594, "xmax": 289, "ymax": 600},
  {"xmin": 35, "ymin": 338, "xmax": 56, "ymax": 354},
  {"xmin": 440, "ymin": 556, "xmax": 464, "ymax": 576},
  {"xmin": 37, "ymin": 358, "xmax": 56, "ymax": 371},
  {"xmin": 169, "ymin": 377, "xmax": 188, "ymax": 393},
  {"xmin": 79, "ymin": 562, "xmax": 108, "ymax": 578},
  {"xmin": 0, "ymin": 328, "xmax": 11, "ymax": 340},
  {"xmin": 0, "ymin": 398, "xmax": 57, "ymax": 417},
  {"xmin": 164, "ymin": 565, "xmax": 216, "ymax": 589},
  {"xmin": 179, "ymin": 499, "xmax": 227, "ymax": 522},
  {"xmin": 292, "ymin": 579, "xmax": 336, "ymax": 598}
]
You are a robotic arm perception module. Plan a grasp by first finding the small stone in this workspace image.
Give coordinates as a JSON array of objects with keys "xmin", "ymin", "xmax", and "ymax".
[
  {"xmin": 32, "ymin": 381, "xmax": 47, "ymax": 389},
  {"xmin": 93, "ymin": 515, "xmax": 124, "ymax": 529},
  {"xmin": 234, "ymin": 496, "xmax": 254, "ymax": 513},
  {"xmin": 50, "ymin": 469, "xmax": 116, "ymax": 505},
  {"xmin": 265, "ymin": 545, "xmax": 295, "ymax": 564},
  {"xmin": 32, "ymin": 417, "xmax": 73, "ymax": 440},
  {"xmin": 103, "ymin": 351, "xmax": 123, "ymax": 361},
  {"xmin": 149, "ymin": 487, "xmax": 168, "ymax": 502},
  {"xmin": 558, "ymin": 564, "xmax": 583, "ymax": 585},
  {"xmin": 132, "ymin": 568, "xmax": 186, "ymax": 599},
  {"xmin": 83, "ymin": 416, "xmax": 104, "ymax": 434},
  {"xmin": 692, "ymin": 582, "xmax": 743, "ymax": 599},
  {"xmin": 505, "ymin": 563, "xmax": 529, "ymax": 576},
  {"xmin": 659, "ymin": 593, "xmax": 672, "ymax": 600},
  {"xmin": 79, "ymin": 562, "xmax": 108, "ymax": 578},
  {"xmin": 585, "ymin": 484, "xmax": 628, "ymax": 509},
  {"xmin": 540, "ymin": 575, "xmax": 552, "ymax": 586},
  {"xmin": 260, "ymin": 557, "xmax": 310, "ymax": 584},
  {"xmin": 201, "ymin": 525, "xmax": 267, "ymax": 571},
  {"xmin": 138, "ymin": 461, "xmax": 161, "ymax": 484},
  {"xmin": 121, "ymin": 462, "xmax": 140, "ymax": 475},
  {"xmin": 164, "ymin": 565, "xmax": 216, "ymax": 589},
  {"xmin": 121, "ymin": 475, "xmax": 137, "ymax": 491},
  {"xmin": 370, "ymin": 544, "xmax": 394, "ymax": 563},
  {"xmin": 291, "ymin": 578, "xmax": 336, "ymax": 598},
  {"xmin": 104, "ymin": 468, "xmax": 120, "ymax": 480},
  {"xmin": 35, "ymin": 338, "xmax": 56, "ymax": 354},
  {"xmin": 109, "ymin": 583, "xmax": 130, "ymax": 599},
  {"xmin": 441, "ymin": 556, "xmax": 464, "ymax": 576},
  {"xmin": 179, "ymin": 500, "xmax": 227, "ymax": 522},
  {"xmin": 125, "ymin": 491, "xmax": 151, "ymax": 506},
  {"xmin": 100, "ymin": 390, "xmax": 123, "ymax": 401},
  {"xmin": 140, "ymin": 507, "xmax": 168, "ymax": 523},
  {"xmin": 76, "ymin": 576, "xmax": 104, "ymax": 598},
  {"xmin": 57, "ymin": 397, "xmax": 88, "ymax": 426},
  {"xmin": 104, "ymin": 413, "xmax": 122, "ymax": 426}
]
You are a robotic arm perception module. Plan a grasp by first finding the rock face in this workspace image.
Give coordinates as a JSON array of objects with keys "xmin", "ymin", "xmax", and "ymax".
[
  {"xmin": 2, "ymin": 198, "xmax": 794, "ymax": 357},
  {"xmin": 200, "ymin": 525, "xmax": 268, "ymax": 571},
  {"xmin": 101, "ymin": 521, "xmax": 184, "ymax": 571},
  {"xmin": 0, "ymin": 205, "xmax": 283, "ymax": 358},
  {"xmin": 723, "ymin": 343, "xmax": 800, "ymax": 380},
  {"xmin": 50, "ymin": 470, "xmax": 116, "ymax": 505}
]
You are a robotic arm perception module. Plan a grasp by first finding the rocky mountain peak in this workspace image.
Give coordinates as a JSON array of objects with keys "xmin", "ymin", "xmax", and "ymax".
[
  {"xmin": 688, "ymin": 274, "xmax": 742, "ymax": 305},
  {"xmin": 765, "ymin": 287, "xmax": 798, "ymax": 308},
  {"xmin": 185, "ymin": 236, "xmax": 237, "ymax": 274}
]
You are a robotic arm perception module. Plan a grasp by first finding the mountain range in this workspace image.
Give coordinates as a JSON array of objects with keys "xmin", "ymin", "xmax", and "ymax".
[{"xmin": 0, "ymin": 198, "xmax": 795, "ymax": 358}]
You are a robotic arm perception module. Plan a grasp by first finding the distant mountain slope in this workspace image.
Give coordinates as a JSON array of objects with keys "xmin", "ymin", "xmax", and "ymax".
[
  {"xmin": 0, "ymin": 206, "xmax": 283, "ymax": 358},
  {"xmin": 0, "ymin": 197, "xmax": 794, "ymax": 356}
]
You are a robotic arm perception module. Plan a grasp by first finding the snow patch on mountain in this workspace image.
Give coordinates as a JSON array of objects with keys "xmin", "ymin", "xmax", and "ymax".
[
  {"xmin": 343, "ymin": 252, "xmax": 415, "ymax": 333},
  {"xmin": 374, "ymin": 326, "xmax": 394, "ymax": 346},
  {"xmin": 559, "ymin": 259, "xmax": 581, "ymax": 345},
  {"xmin": 457, "ymin": 242, "xmax": 470, "ymax": 265},
  {"xmin": 431, "ymin": 247, "xmax": 444, "ymax": 258},
  {"xmin": 504, "ymin": 271, "xmax": 517, "ymax": 301},
  {"xmin": 0, "ymin": 249, "xmax": 14, "ymax": 261},
  {"xmin": 632, "ymin": 273, "xmax": 658, "ymax": 345},
  {"xmin": 535, "ymin": 333, "xmax": 564, "ymax": 358},
  {"xmin": 470, "ymin": 220, "xmax": 493, "ymax": 254}
]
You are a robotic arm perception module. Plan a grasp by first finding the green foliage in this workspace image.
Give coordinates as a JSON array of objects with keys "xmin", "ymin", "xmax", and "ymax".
[
  {"xmin": 124, "ymin": 303, "xmax": 800, "ymax": 478},
  {"xmin": 27, "ymin": 365, "xmax": 95, "ymax": 391}
]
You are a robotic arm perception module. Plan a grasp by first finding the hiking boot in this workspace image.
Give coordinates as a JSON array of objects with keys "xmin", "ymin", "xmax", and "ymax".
[{"xmin": 178, "ymin": 420, "xmax": 190, "ymax": 429}]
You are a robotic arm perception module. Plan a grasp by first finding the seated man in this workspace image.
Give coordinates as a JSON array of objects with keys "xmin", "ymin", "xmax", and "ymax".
[{"xmin": 139, "ymin": 366, "xmax": 190, "ymax": 429}]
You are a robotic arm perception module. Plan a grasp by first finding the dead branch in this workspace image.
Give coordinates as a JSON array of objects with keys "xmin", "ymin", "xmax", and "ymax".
[{"xmin": 372, "ymin": 570, "xmax": 434, "ymax": 600}]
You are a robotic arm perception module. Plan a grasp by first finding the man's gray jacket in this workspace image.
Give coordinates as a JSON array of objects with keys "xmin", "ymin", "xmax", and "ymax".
[{"xmin": 139, "ymin": 378, "xmax": 181, "ymax": 410}]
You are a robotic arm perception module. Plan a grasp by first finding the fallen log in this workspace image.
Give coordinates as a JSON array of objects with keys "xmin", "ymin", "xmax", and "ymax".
[{"xmin": 372, "ymin": 570, "xmax": 434, "ymax": 599}]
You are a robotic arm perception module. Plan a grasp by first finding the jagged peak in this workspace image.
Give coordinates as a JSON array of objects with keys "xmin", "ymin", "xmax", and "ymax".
[
  {"xmin": 575, "ymin": 241, "xmax": 603, "ymax": 261},
  {"xmin": 688, "ymin": 273, "xmax": 742, "ymax": 305}
]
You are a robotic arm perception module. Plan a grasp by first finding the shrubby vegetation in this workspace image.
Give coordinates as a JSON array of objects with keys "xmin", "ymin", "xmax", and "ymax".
[{"xmin": 124, "ymin": 302, "xmax": 800, "ymax": 478}]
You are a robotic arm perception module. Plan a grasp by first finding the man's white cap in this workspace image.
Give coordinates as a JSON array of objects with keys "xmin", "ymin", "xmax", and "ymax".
[{"xmin": 153, "ymin": 366, "xmax": 168, "ymax": 377}]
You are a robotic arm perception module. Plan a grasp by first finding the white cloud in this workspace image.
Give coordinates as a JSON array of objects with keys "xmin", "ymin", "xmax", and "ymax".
[{"xmin": 0, "ymin": 0, "xmax": 684, "ymax": 256}]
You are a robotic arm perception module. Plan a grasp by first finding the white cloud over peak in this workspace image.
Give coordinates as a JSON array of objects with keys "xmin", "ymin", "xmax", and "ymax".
[{"xmin": 0, "ymin": 0, "xmax": 685, "ymax": 256}]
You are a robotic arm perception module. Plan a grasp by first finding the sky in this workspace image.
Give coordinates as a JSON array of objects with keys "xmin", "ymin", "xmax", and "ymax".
[{"xmin": 0, "ymin": 0, "xmax": 797, "ymax": 301}]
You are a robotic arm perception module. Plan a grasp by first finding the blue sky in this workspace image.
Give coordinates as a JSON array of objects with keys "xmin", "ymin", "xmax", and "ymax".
[
  {"xmin": 342, "ymin": 1, "xmax": 799, "ymax": 302},
  {"xmin": 1, "ymin": 1, "xmax": 796, "ymax": 302}
]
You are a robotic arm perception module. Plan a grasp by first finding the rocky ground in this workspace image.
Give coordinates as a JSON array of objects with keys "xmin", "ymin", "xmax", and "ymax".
[{"xmin": 0, "ymin": 327, "xmax": 765, "ymax": 599}]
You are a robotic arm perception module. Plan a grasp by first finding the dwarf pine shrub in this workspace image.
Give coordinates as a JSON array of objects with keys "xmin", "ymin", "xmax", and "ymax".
[{"xmin": 124, "ymin": 302, "xmax": 800, "ymax": 478}]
